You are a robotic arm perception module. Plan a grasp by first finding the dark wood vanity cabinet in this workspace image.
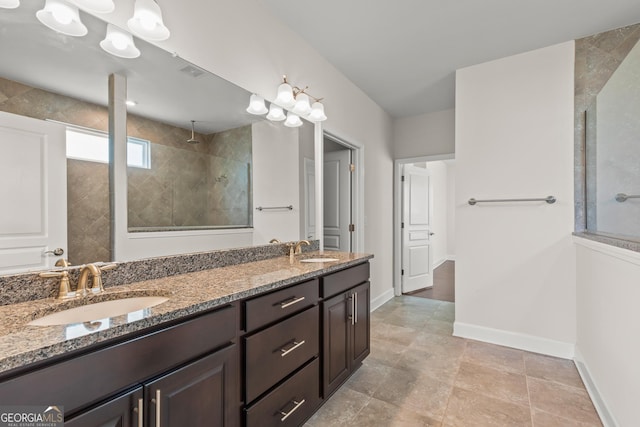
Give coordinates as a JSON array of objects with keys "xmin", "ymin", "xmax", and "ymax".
[
  {"xmin": 321, "ymin": 264, "xmax": 371, "ymax": 397},
  {"xmin": 0, "ymin": 260, "xmax": 371, "ymax": 427},
  {"xmin": 0, "ymin": 304, "xmax": 240, "ymax": 427}
]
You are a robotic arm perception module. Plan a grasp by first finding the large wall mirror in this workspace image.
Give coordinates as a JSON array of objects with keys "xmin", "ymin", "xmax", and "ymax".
[
  {"xmin": 582, "ymin": 28, "xmax": 640, "ymax": 243},
  {"xmin": 0, "ymin": 3, "xmax": 315, "ymax": 273}
]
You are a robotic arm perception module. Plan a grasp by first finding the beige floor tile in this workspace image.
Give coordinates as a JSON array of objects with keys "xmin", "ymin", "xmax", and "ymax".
[
  {"xmin": 371, "ymin": 365, "xmax": 423, "ymax": 407},
  {"xmin": 368, "ymin": 337, "xmax": 408, "ymax": 367},
  {"xmin": 524, "ymin": 352, "xmax": 585, "ymax": 389},
  {"xmin": 531, "ymin": 409, "xmax": 602, "ymax": 427},
  {"xmin": 385, "ymin": 311, "xmax": 431, "ymax": 329},
  {"xmin": 395, "ymin": 347, "xmax": 462, "ymax": 384},
  {"xmin": 528, "ymin": 377, "xmax": 601, "ymax": 425},
  {"xmin": 402, "ymin": 372, "xmax": 454, "ymax": 419},
  {"xmin": 409, "ymin": 332, "xmax": 467, "ymax": 357},
  {"xmin": 305, "ymin": 386, "xmax": 370, "ymax": 427},
  {"xmin": 463, "ymin": 340, "xmax": 525, "ymax": 374},
  {"xmin": 370, "ymin": 322, "xmax": 420, "ymax": 346},
  {"xmin": 356, "ymin": 397, "xmax": 442, "ymax": 427},
  {"xmin": 344, "ymin": 358, "xmax": 396, "ymax": 396},
  {"xmin": 443, "ymin": 387, "xmax": 532, "ymax": 427},
  {"xmin": 455, "ymin": 361, "xmax": 529, "ymax": 406},
  {"xmin": 423, "ymin": 318, "xmax": 455, "ymax": 336}
]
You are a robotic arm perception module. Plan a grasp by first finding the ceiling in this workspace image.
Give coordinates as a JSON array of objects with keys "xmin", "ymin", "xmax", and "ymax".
[{"xmin": 260, "ymin": 0, "xmax": 640, "ymax": 118}]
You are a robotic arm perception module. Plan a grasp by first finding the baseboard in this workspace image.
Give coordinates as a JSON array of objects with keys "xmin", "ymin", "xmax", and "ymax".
[
  {"xmin": 453, "ymin": 321, "xmax": 575, "ymax": 359},
  {"xmin": 574, "ymin": 347, "xmax": 618, "ymax": 427},
  {"xmin": 370, "ymin": 288, "xmax": 395, "ymax": 312}
]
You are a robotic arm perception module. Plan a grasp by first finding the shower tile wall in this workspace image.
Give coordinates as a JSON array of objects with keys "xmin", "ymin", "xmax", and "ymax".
[{"xmin": 0, "ymin": 77, "xmax": 253, "ymax": 264}]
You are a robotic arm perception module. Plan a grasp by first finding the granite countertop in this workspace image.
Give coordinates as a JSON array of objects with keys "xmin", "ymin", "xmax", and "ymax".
[{"xmin": 0, "ymin": 251, "xmax": 372, "ymax": 375}]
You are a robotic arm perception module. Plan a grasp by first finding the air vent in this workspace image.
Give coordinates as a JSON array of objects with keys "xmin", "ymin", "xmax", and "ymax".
[{"xmin": 179, "ymin": 65, "xmax": 204, "ymax": 78}]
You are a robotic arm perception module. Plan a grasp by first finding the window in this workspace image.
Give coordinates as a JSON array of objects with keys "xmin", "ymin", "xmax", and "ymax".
[{"xmin": 65, "ymin": 126, "xmax": 151, "ymax": 169}]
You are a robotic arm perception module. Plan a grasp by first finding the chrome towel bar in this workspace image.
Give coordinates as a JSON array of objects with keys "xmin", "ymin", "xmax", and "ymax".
[
  {"xmin": 468, "ymin": 196, "xmax": 556, "ymax": 206},
  {"xmin": 255, "ymin": 205, "xmax": 293, "ymax": 211},
  {"xmin": 615, "ymin": 193, "xmax": 640, "ymax": 202}
]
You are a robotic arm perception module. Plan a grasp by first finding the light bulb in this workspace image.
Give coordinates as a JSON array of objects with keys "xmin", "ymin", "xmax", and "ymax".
[
  {"xmin": 266, "ymin": 104, "xmax": 286, "ymax": 121},
  {"xmin": 246, "ymin": 94, "xmax": 268, "ymax": 115},
  {"xmin": 292, "ymin": 93, "xmax": 312, "ymax": 116},
  {"xmin": 36, "ymin": 0, "xmax": 88, "ymax": 37},
  {"xmin": 138, "ymin": 11, "xmax": 157, "ymax": 30},
  {"xmin": 0, "ymin": 0, "xmax": 20, "ymax": 9},
  {"xmin": 100, "ymin": 24, "xmax": 140, "ymax": 58},
  {"xmin": 275, "ymin": 82, "xmax": 295, "ymax": 107},
  {"xmin": 308, "ymin": 102, "xmax": 327, "ymax": 122},
  {"xmin": 284, "ymin": 113, "xmax": 303, "ymax": 128}
]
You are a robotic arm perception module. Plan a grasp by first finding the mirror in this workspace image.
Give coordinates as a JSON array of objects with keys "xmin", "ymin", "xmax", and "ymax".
[
  {"xmin": 0, "ymin": 3, "xmax": 314, "ymax": 272},
  {"xmin": 585, "ymin": 37, "xmax": 640, "ymax": 242}
]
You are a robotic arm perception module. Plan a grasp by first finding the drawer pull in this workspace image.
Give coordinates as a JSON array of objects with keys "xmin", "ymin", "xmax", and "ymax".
[
  {"xmin": 280, "ymin": 340, "xmax": 305, "ymax": 357},
  {"xmin": 280, "ymin": 296, "xmax": 305, "ymax": 309},
  {"xmin": 279, "ymin": 399, "xmax": 306, "ymax": 422},
  {"xmin": 151, "ymin": 389, "xmax": 161, "ymax": 427}
]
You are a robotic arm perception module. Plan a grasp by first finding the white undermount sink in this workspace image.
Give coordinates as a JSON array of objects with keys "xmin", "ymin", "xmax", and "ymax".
[
  {"xmin": 28, "ymin": 296, "xmax": 169, "ymax": 326},
  {"xmin": 300, "ymin": 258, "xmax": 340, "ymax": 263}
]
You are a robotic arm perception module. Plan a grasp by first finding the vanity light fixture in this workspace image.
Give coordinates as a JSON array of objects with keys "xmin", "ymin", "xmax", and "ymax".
[
  {"xmin": 36, "ymin": 0, "xmax": 88, "ymax": 37},
  {"xmin": 127, "ymin": 0, "xmax": 170, "ymax": 41},
  {"xmin": 100, "ymin": 24, "xmax": 140, "ymax": 58},
  {"xmin": 0, "ymin": 0, "xmax": 19, "ymax": 9},
  {"xmin": 246, "ymin": 75, "xmax": 327, "ymax": 124},
  {"xmin": 69, "ymin": 0, "xmax": 114, "ymax": 14}
]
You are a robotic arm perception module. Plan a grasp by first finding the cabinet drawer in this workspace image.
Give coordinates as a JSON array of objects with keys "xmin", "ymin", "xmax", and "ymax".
[
  {"xmin": 245, "ymin": 358, "xmax": 321, "ymax": 427},
  {"xmin": 244, "ymin": 279, "xmax": 318, "ymax": 332},
  {"xmin": 321, "ymin": 262, "xmax": 370, "ymax": 298},
  {"xmin": 0, "ymin": 304, "xmax": 237, "ymax": 415},
  {"xmin": 245, "ymin": 305, "xmax": 319, "ymax": 403}
]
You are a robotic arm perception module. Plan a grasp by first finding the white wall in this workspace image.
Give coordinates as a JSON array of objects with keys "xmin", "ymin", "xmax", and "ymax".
[
  {"xmin": 394, "ymin": 109, "xmax": 455, "ymax": 159},
  {"xmin": 454, "ymin": 42, "xmax": 576, "ymax": 357},
  {"xmin": 574, "ymin": 239, "xmax": 640, "ymax": 427},
  {"xmin": 252, "ymin": 122, "xmax": 301, "ymax": 245},
  {"xmin": 96, "ymin": 0, "xmax": 395, "ymax": 303}
]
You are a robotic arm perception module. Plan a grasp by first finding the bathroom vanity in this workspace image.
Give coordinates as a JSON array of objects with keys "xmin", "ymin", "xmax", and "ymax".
[{"xmin": 0, "ymin": 251, "xmax": 371, "ymax": 426}]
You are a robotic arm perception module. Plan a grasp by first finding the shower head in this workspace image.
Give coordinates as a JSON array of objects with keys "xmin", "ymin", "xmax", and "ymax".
[{"xmin": 187, "ymin": 120, "xmax": 199, "ymax": 144}]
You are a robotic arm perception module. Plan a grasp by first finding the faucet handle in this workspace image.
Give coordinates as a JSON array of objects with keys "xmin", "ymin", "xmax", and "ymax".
[
  {"xmin": 39, "ymin": 270, "xmax": 73, "ymax": 300},
  {"xmin": 54, "ymin": 259, "xmax": 71, "ymax": 268},
  {"xmin": 98, "ymin": 263, "xmax": 117, "ymax": 272}
]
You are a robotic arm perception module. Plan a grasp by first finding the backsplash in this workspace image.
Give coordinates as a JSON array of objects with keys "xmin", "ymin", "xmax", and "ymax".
[{"xmin": 0, "ymin": 241, "xmax": 319, "ymax": 306}]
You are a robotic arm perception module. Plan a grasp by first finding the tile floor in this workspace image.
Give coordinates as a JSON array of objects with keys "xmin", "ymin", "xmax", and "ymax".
[{"xmin": 306, "ymin": 296, "xmax": 602, "ymax": 427}]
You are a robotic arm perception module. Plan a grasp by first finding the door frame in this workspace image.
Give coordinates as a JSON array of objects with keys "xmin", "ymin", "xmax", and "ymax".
[
  {"xmin": 393, "ymin": 154, "xmax": 454, "ymax": 296},
  {"xmin": 323, "ymin": 130, "xmax": 364, "ymax": 253}
]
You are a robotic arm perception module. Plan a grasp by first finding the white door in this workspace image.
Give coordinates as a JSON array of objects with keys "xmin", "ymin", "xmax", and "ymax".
[
  {"xmin": 304, "ymin": 157, "xmax": 315, "ymax": 240},
  {"xmin": 0, "ymin": 111, "xmax": 67, "ymax": 274},
  {"xmin": 402, "ymin": 164, "xmax": 433, "ymax": 293},
  {"xmin": 323, "ymin": 149, "xmax": 351, "ymax": 251}
]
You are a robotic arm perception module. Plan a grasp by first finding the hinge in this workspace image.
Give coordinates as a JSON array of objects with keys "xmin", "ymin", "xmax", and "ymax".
[
  {"xmin": 349, "ymin": 163, "xmax": 355, "ymax": 172},
  {"xmin": 348, "ymin": 224, "xmax": 355, "ymax": 232},
  {"xmin": 401, "ymin": 222, "xmax": 404, "ymax": 228},
  {"xmin": 401, "ymin": 175, "xmax": 405, "ymax": 182},
  {"xmin": 401, "ymin": 269, "xmax": 404, "ymax": 276}
]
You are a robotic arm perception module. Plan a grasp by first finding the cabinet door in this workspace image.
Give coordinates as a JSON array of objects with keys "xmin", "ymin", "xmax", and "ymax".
[
  {"xmin": 351, "ymin": 281, "xmax": 370, "ymax": 367},
  {"xmin": 146, "ymin": 345, "xmax": 239, "ymax": 427},
  {"xmin": 322, "ymin": 292, "xmax": 351, "ymax": 397},
  {"xmin": 65, "ymin": 387, "xmax": 143, "ymax": 427}
]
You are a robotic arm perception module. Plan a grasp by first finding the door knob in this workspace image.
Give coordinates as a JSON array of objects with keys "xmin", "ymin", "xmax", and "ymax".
[
  {"xmin": 429, "ymin": 232, "xmax": 435, "ymax": 236},
  {"xmin": 44, "ymin": 248, "xmax": 64, "ymax": 256}
]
